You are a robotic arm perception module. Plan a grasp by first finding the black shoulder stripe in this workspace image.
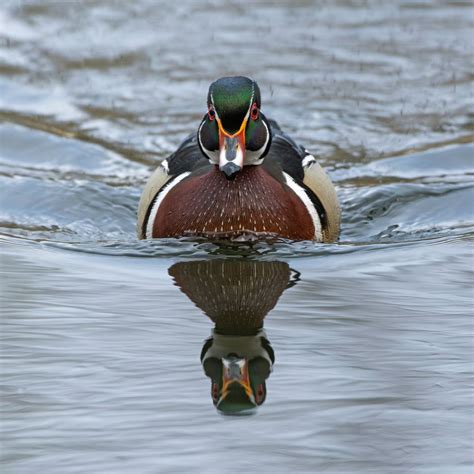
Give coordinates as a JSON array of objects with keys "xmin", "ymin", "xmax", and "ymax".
[
  {"xmin": 200, "ymin": 337, "xmax": 214, "ymax": 362},
  {"xmin": 141, "ymin": 172, "xmax": 176, "ymax": 239},
  {"xmin": 298, "ymin": 180, "xmax": 328, "ymax": 230}
]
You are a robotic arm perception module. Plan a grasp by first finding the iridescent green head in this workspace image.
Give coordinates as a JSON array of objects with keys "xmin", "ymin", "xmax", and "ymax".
[
  {"xmin": 198, "ymin": 76, "xmax": 271, "ymax": 180},
  {"xmin": 201, "ymin": 335, "xmax": 274, "ymax": 415}
]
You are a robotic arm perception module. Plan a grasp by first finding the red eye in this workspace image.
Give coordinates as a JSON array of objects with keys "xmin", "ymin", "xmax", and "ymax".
[
  {"xmin": 208, "ymin": 107, "xmax": 216, "ymax": 121},
  {"xmin": 255, "ymin": 384, "xmax": 265, "ymax": 404},
  {"xmin": 212, "ymin": 383, "xmax": 219, "ymax": 402},
  {"xmin": 250, "ymin": 102, "xmax": 259, "ymax": 120}
]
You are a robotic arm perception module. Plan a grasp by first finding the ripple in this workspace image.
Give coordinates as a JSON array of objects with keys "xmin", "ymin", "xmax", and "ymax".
[{"xmin": 1, "ymin": 1, "xmax": 473, "ymax": 472}]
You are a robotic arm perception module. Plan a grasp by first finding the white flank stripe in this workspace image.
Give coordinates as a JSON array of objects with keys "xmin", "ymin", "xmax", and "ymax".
[
  {"xmin": 283, "ymin": 171, "xmax": 323, "ymax": 242},
  {"xmin": 145, "ymin": 172, "xmax": 191, "ymax": 239}
]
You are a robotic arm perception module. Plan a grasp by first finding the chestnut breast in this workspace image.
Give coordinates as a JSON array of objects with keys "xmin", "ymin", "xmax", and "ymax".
[{"xmin": 152, "ymin": 166, "xmax": 315, "ymax": 240}]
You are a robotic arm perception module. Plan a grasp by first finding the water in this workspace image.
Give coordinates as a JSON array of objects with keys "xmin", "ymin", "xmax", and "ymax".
[{"xmin": 1, "ymin": 1, "xmax": 473, "ymax": 473}]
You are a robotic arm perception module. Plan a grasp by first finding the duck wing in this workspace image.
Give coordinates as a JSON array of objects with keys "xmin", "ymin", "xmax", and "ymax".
[
  {"xmin": 263, "ymin": 119, "xmax": 341, "ymax": 242},
  {"xmin": 137, "ymin": 134, "xmax": 210, "ymax": 238}
]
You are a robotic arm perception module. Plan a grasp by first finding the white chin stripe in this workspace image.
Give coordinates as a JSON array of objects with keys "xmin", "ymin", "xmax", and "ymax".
[
  {"xmin": 283, "ymin": 172, "xmax": 323, "ymax": 242},
  {"xmin": 219, "ymin": 145, "xmax": 244, "ymax": 169},
  {"xmin": 145, "ymin": 172, "xmax": 191, "ymax": 239}
]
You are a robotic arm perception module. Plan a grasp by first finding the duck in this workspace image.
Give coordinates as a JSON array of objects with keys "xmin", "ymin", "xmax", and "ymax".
[
  {"xmin": 137, "ymin": 76, "xmax": 340, "ymax": 242},
  {"xmin": 168, "ymin": 259, "xmax": 295, "ymax": 414}
]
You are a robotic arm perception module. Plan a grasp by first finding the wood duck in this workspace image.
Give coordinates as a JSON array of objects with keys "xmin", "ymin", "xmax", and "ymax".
[
  {"xmin": 169, "ymin": 259, "xmax": 298, "ymax": 414},
  {"xmin": 137, "ymin": 76, "xmax": 340, "ymax": 242}
]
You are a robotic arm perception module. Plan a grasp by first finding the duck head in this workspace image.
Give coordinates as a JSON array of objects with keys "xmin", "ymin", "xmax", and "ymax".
[
  {"xmin": 198, "ymin": 76, "xmax": 272, "ymax": 180},
  {"xmin": 200, "ymin": 331, "xmax": 275, "ymax": 415}
]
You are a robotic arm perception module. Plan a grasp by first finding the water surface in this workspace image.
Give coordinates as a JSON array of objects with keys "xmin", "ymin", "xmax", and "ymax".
[{"xmin": 1, "ymin": 1, "xmax": 473, "ymax": 473}]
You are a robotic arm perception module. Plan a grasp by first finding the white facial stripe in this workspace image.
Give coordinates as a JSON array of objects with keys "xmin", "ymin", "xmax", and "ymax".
[
  {"xmin": 208, "ymin": 92, "xmax": 224, "ymax": 129},
  {"xmin": 198, "ymin": 120, "xmax": 206, "ymax": 152},
  {"xmin": 283, "ymin": 172, "xmax": 323, "ymax": 241},
  {"xmin": 145, "ymin": 172, "xmax": 191, "ymax": 239},
  {"xmin": 249, "ymin": 81, "xmax": 255, "ymax": 109},
  {"xmin": 209, "ymin": 92, "xmax": 222, "ymax": 123},
  {"xmin": 246, "ymin": 118, "xmax": 269, "ymax": 165},
  {"xmin": 243, "ymin": 81, "xmax": 255, "ymax": 119},
  {"xmin": 199, "ymin": 119, "xmax": 219, "ymax": 164}
]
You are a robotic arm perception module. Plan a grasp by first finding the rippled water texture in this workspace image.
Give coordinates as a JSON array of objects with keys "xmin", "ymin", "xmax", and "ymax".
[{"xmin": 1, "ymin": 1, "xmax": 473, "ymax": 473}]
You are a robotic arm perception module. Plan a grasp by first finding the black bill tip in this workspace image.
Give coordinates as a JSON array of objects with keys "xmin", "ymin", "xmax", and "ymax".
[{"xmin": 220, "ymin": 162, "xmax": 241, "ymax": 181}]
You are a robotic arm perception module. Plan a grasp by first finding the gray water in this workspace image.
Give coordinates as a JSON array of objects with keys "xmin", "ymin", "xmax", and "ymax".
[{"xmin": 1, "ymin": 1, "xmax": 473, "ymax": 473}]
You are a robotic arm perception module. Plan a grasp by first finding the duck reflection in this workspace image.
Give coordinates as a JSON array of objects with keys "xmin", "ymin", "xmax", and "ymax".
[{"xmin": 168, "ymin": 259, "xmax": 298, "ymax": 415}]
